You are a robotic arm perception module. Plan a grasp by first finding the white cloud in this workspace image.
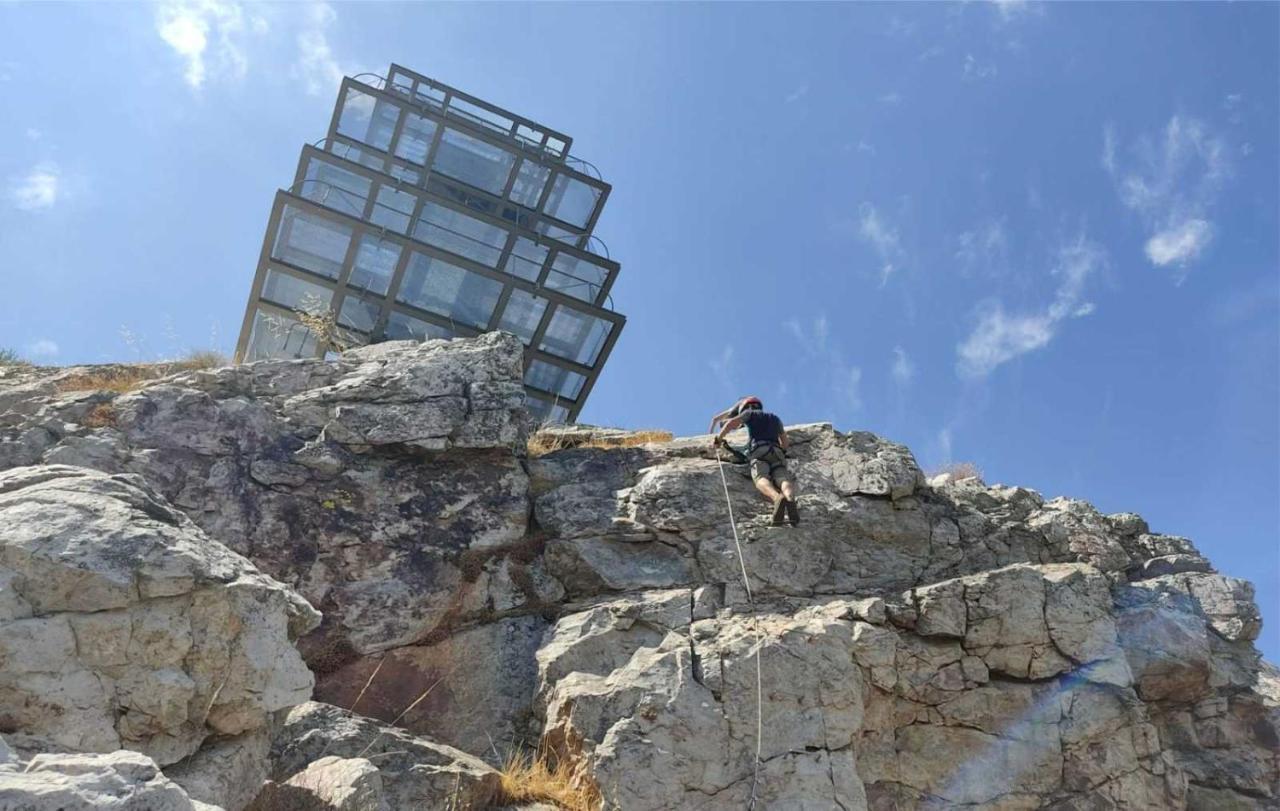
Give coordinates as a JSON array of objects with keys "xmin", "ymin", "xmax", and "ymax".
[
  {"xmin": 957, "ymin": 234, "xmax": 1106, "ymax": 377},
  {"xmin": 25, "ymin": 128, "xmax": 41, "ymax": 141},
  {"xmin": 879, "ymin": 92, "xmax": 903, "ymax": 105},
  {"xmin": 293, "ymin": 2, "xmax": 347, "ymax": 96},
  {"xmin": 891, "ymin": 346, "xmax": 915, "ymax": 387},
  {"xmin": 1104, "ymin": 115, "xmax": 1231, "ymax": 278},
  {"xmin": 1144, "ymin": 219, "xmax": 1213, "ymax": 267},
  {"xmin": 155, "ymin": 0, "xmax": 265, "ymax": 90},
  {"xmin": 842, "ymin": 366, "xmax": 863, "ymax": 411},
  {"xmin": 8, "ymin": 163, "xmax": 60, "ymax": 211},
  {"xmin": 990, "ymin": 0, "xmax": 1041, "ymax": 22},
  {"xmin": 856, "ymin": 139, "xmax": 876, "ymax": 156},
  {"xmin": 963, "ymin": 53, "xmax": 998, "ymax": 80},
  {"xmin": 784, "ymin": 315, "xmax": 829, "ymax": 357},
  {"xmin": 26, "ymin": 339, "xmax": 59, "ymax": 359},
  {"xmin": 918, "ymin": 46, "xmax": 945, "ymax": 62},
  {"xmin": 785, "ymin": 84, "xmax": 809, "ymax": 104},
  {"xmin": 955, "ymin": 218, "xmax": 1009, "ymax": 275},
  {"xmin": 857, "ymin": 203, "xmax": 904, "ymax": 287},
  {"xmin": 709, "ymin": 344, "xmax": 734, "ymax": 389}
]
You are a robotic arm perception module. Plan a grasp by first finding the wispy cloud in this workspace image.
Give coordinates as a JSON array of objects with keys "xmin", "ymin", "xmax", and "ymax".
[
  {"xmin": 891, "ymin": 346, "xmax": 915, "ymax": 387},
  {"xmin": 784, "ymin": 314, "xmax": 863, "ymax": 416},
  {"xmin": 26, "ymin": 339, "xmax": 59, "ymax": 359},
  {"xmin": 918, "ymin": 46, "xmax": 945, "ymax": 62},
  {"xmin": 879, "ymin": 91, "xmax": 903, "ymax": 105},
  {"xmin": 293, "ymin": 3, "xmax": 349, "ymax": 96},
  {"xmin": 784, "ymin": 84, "xmax": 810, "ymax": 104},
  {"xmin": 857, "ymin": 203, "xmax": 905, "ymax": 287},
  {"xmin": 25, "ymin": 128, "xmax": 41, "ymax": 142},
  {"xmin": 709, "ymin": 344, "xmax": 734, "ymax": 389},
  {"xmin": 8, "ymin": 163, "xmax": 61, "ymax": 211},
  {"xmin": 855, "ymin": 139, "xmax": 876, "ymax": 156},
  {"xmin": 963, "ymin": 53, "xmax": 998, "ymax": 80},
  {"xmin": 155, "ymin": 0, "xmax": 267, "ymax": 90},
  {"xmin": 955, "ymin": 217, "xmax": 1010, "ymax": 276},
  {"xmin": 1104, "ymin": 115, "xmax": 1231, "ymax": 281},
  {"xmin": 957, "ymin": 234, "xmax": 1106, "ymax": 377},
  {"xmin": 989, "ymin": 0, "xmax": 1043, "ymax": 22}
]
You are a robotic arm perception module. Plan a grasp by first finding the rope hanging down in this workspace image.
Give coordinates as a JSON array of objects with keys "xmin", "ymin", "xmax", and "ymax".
[{"xmin": 714, "ymin": 447, "xmax": 765, "ymax": 811}]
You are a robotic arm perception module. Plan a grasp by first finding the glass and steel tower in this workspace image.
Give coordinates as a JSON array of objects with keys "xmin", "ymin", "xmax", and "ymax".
[{"xmin": 234, "ymin": 64, "xmax": 625, "ymax": 423}]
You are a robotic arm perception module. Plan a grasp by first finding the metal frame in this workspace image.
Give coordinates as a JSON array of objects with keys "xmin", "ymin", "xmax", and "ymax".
[
  {"xmin": 236, "ymin": 65, "xmax": 625, "ymax": 424},
  {"xmin": 328, "ymin": 76, "xmax": 611, "ymax": 241}
]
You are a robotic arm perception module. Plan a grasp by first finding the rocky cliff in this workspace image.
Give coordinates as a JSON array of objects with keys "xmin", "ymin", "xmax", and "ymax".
[{"xmin": 0, "ymin": 332, "xmax": 1275, "ymax": 810}]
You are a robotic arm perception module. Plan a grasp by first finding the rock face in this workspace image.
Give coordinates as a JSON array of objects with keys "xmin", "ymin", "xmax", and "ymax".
[
  {"xmin": 1, "ymin": 333, "xmax": 1276, "ymax": 810},
  {"xmin": 0, "ymin": 744, "xmax": 221, "ymax": 811}
]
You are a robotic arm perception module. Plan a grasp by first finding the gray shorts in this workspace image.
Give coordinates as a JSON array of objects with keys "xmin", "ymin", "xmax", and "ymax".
[{"xmin": 748, "ymin": 446, "xmax": 793, "ymax": 487}]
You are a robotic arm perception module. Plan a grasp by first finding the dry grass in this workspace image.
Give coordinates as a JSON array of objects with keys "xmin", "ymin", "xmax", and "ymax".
[
  {"xmin": 490, "ymin": 750, "xmax": 602, "ymax": 811},
  {"xmin": 527, "ymin": 428, "xmax": 673, "ymax": 457},
  {"xmin": 930, "ymin": 461, "xmax": 984, "ymax": 481},
  {"xmin": 55, "ymin": 350, "xmax": 228, "ymax": 395},
  {"xmin": 82, "ymin": 403, "xmax": 118, "ymax": 429},
  {"xmin": 0, "ymin": 348, "xmax": 30, "ymax": 368}
]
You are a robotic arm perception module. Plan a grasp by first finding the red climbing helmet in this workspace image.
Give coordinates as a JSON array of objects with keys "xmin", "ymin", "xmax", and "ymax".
[{"xmin": 737, "ymin": 396, "xmax": 764, "ymax": 413}]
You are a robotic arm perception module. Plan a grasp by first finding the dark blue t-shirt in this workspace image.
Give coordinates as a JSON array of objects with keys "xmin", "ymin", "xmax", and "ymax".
[{"xmin": 741, "ymin": 410, "xmax": 783, "ymax": 448}]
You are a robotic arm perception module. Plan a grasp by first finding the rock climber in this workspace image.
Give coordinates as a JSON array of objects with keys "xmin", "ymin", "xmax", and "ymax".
[{"xmin": 712, "ymin": 396, "xmax": 799, "ymax": 526}]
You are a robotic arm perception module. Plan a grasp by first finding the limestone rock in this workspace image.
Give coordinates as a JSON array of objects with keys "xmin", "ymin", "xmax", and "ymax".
[
  {"xmin": 265, "ymin": 702, "xmax": 499, "ymax": 809},
  {"xmin": 0, "ymin": 465, "xmax": 317, "ymax": 766},
  {"xmin": 0, "ymin": 746, "xmax": 221, "ymax": 811}
]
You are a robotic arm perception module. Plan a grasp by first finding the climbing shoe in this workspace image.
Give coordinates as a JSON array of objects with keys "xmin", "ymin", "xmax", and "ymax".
[
  {"xmin": 785, "ymin": 498, "xmax": 800, "ymax": 526},
  {"xmin": 770, "ymin": 495, "xmax": 788, "ymax": 526}
]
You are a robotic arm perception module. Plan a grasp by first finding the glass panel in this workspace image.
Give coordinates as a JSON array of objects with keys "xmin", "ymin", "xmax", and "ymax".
[
  {"xmin": 272, "ymin": 205, "xmax": 353, "ymax": 279},
  {"xmin": 301, "ymin": 157, "xmax": 371, "ymax": 218},
  {"xmin": 338, "ymin": 295, "xmax": 382, "ymax": 333},
  {"xmin": 396, "ymin": 252, "xmax": 503, "ymax": 329},
  {"xmin": 515, "ymin": 124, "xmax": 542, "ymax": 151},
  {"xmin": 544, "ymin": 174, "xmax": 601, "ymax": 228},
  {"xmin": 336, "ymin": 87, "xmax": 400, "ymax": 151},
  {"xmin": 524, "ymin": 359, "xmax": 585, "ymax": 400},
  {"xmin": 413, "ymin": 202, "xmax": 507, "ymax": 267},
  {"xmin": 546, "ymin": 137, "xmax": 567, "ymax": 158},
  {"xmin": 384, "ymin": 311, "xmax": 454, "ymax": 342},
  {"xmin": 497, "ymin": 289, "xmax": 548, "ymax": 344},
  {"xmin": 394, "ymin": 112, "xmax": 438, "ymax": 165},
  {"xmin": 447, "ymin": 97, "xmax": 513, "ymax": 135},
  {"xmin": 261, "ymin": 269, "xmax": 334, "ymax": 311},
  {"xmin": 349, "ymin": 236, "xmax": 400, "ymax": 295},
  {"xmin": 545, "ymin": 253, "xmax": 608, "ymax": 303},
  {"xmin": 245, "ymin": 309, "xmax": 318, "ymax": 361},
  {"xmin": 433, "ymin": 127, "xmax": 515, "ymax": 195},
  {"xmin": 415, "ymin": 83, "xmax": 446, "ymax": 109},
  {"xmin": 329, "ymin": 141, "xmax": 385, "ymax": 172},
  {"xmin": 388, "ymin": 163, "xmax": 421, "ymax": 185},
  {"xmin": 539, "ymin": 305, "xmax": 612, "ymax": 367},
  {"xmin": 369, "ymin": 186, "xmax": 416, "ymax": 234},
  {"xmin": 390, "ymin": 71, "xmax": 413, "ymax": 97},
  {"xmin": 509, "ymin": 160, "xmax": 550, "ymax": 209},
  {"xmin": 504, "ymin": 238, "xmax": 547, "ymax": 282}
]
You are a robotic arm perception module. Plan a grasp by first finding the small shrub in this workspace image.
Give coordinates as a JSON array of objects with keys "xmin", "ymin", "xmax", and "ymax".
[
  {"xmin": 491, "ymin": 750, "xmax": 602, "ymax": 811},
  {"xmin": 527, "ymin": 429, "xmax": 673, "ymax": 457},
  {"xmin": 0, "ymin": 348, "xmax": 29, "ymax": 367},
  {"xmin": 55, "ymin": 349, "xmax": 227, "ymax": 395},
  {"xmin": 930, "ymin": 461, "xmax": 984, "ymax": 481}
]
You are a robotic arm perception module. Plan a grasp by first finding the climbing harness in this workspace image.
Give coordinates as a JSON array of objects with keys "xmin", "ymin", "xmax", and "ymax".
[{"xmin": 715, "ymin": 446, "xmax": 765, "ymax": 811}]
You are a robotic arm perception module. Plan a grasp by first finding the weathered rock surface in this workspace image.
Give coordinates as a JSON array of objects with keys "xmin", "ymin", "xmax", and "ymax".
[
  {"xmin": 0, "ymin": 741, "xmax": 222, "ymax": 810},
  {"xmin": 263, "ymin": 702, "xmax": 500, "ymax": 809},
  {"xmin": 1, "ymin": 334, "xmax": 1275, "ymax": 809}
]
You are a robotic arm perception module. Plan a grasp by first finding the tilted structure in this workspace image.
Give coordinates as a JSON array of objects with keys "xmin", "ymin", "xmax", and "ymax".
[{"xmin": 234, "ymin": 63, "xmax": 624, "ymax": 422}]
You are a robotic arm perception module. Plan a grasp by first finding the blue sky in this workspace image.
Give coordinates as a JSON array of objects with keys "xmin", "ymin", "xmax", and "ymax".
[{"xmin": 1, "ymin": 1, "xmax": 1276, "ymax": 659}]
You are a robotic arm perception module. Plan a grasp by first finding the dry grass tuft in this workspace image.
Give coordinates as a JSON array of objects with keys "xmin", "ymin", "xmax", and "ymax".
[
  {"xmin": 55, "ymin": 350, "xmax": 227, "ymax": 395},
  {"xmin": 930, "ymin": 461, "xmax": 984, "ymax": 482},
  {"xmin": 82, "ymin": 403, "xmax": 118, "ymax": 429},
  {"xmin": 0, "ymin": 348, "xmax": 30, "ymax": 368},
  {"xmin": 527, "ymin": 428, "xmax": 673, "ymax": 457},
  {"xmin": 491, "ymin": 750, "xmax": 602, "ymax": 811}
]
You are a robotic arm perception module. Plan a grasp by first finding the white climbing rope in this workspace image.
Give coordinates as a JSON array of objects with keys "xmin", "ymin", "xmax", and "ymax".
[{"xmin": 714, "ymin": 446, "xmax": 765, "ymax": 811}]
